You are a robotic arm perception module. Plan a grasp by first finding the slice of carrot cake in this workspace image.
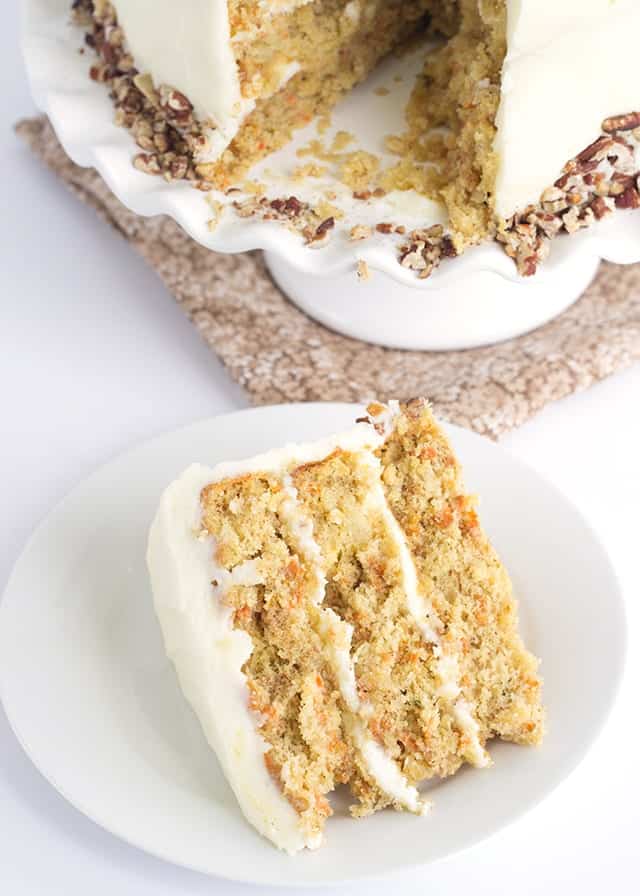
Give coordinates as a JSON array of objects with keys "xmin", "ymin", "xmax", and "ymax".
[{"xmin": 147, "ymin": 399, "xmax": 544, "ymax": 853}]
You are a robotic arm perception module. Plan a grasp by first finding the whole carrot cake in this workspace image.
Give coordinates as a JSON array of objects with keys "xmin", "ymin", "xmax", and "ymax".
[{"xmin": 147, "ymin": 400, "xmax": 544, "ymax": 852}]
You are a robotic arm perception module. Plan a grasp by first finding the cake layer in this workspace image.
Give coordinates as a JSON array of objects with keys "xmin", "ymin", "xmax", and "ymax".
[
  {"xmin": 383, "ymin": 0, "xmax": 506, "ymax": 248},
  {"xmin": 228, "ymin": 0, "xmax": 315, "ymax": 39},
  {"xmin": 373, "ymin": 400, "xmax": 544, "ymax": 744},
  {"xmin": 147, "ymin": 401, "xmax": 544, "ymax": 852},
  {"xmin": 197, "ymin": 0, "xmax": 435, "ymax": 187},
  {"xmin": 387, "ymin": 0, "xmax": 640, "ymax": 245}
]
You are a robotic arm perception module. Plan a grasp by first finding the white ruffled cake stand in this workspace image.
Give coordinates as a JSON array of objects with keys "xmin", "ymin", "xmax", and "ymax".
[{"xmin": 22, "ymin": 0, "xmax": 640, "ymax": 350}]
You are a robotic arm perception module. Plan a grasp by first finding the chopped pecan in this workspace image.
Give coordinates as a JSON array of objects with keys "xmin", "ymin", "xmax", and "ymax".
[
  {"xmin": 576, "ymin": 135, "xmax": 613, "ymax": 163},
  {"xmin": 541, "ymin": 186, "xmax": 569, "ymax": 213},
  {"xmin": 590, "ymin": 196, "xmax": 614, "ymax": 219},
  {"xmin": 349, "ymin": 224, "xmax": 372, "ymax": 241},
  {"xmin": 284, "ymin": 196, "xmax": 303, "ymax": 215},
  {"xmin": 314, "ymin": 216, "xmax": 335, "ymax": 238},
  {"xmin": 440, "ymin": 236, "xmax": 457, "ymax": 258},
  {"xmin": 133, "ymin": 152, "xmax": 161, "ymax": 175},
  {"xmin": 602, "ymin": 111, "xmax": 640, "ymax": 133},
  {"xmin": 614, "ymin": 186, "xmax": 640, "ymax": 209}
]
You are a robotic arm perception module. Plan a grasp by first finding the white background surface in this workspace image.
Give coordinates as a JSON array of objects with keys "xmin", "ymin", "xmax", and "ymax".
[{"xmin": 2, "ymin": 4, "xmax": 639, "ymax": 893}]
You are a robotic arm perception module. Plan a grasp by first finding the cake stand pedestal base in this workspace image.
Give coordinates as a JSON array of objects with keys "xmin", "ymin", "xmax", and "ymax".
[{"xmin": 264, "ymin": 250, "xmax": 601, "ymax": 351}]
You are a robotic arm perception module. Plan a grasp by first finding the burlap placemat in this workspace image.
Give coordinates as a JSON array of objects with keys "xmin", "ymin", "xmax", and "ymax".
[{"xmin": 18, "ymin": 116, "xmax": 640, "ymax": 438}]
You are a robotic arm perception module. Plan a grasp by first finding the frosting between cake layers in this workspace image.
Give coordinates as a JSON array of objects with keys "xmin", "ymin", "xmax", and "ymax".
[
  {"xmin": 494, "ymin": 0, "xmax": 640, "ymax": 217},
  {"xmin": 279, "ymin": 469, "xmax": 432, "ymax": 818},
  {"xmin": 357, "ymin": 449, "xmax": 490, "ymax": 769}
]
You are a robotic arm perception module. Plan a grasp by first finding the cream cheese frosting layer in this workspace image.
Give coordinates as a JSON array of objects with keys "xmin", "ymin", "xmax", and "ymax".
[
  {"xmin": 147, "ymin": 463, "xmax": 312, "ymax": 855},
  {"xmin": 494, "ymin": 0, "xmax": 640, "ymax": 217}
]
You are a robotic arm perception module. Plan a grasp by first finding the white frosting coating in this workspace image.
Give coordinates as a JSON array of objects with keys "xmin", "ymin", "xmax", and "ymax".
[
  {"xmin": 495, "ymin": 0, "xmax": 640, "ymax": 217},
  {"xmin": 147, "ymin": 463, "xmax": 310, "ymax": 855},
  {"xmin": 255, "ymin": 0, "xmax": 313, "ymax": 17},
  {"xmin": 436, "ymin": 654, "xmax": 488, "ymax": 768},
  {"xmin": 356, "ymin": 731, "xmax": 429, "ymax": 816},
  {"xmin": 343, "ymin": 0, "xmax": 362, "ymax": 24}
]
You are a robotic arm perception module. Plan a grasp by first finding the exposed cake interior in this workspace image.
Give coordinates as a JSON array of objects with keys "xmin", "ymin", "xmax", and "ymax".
[
  {"xmin": 205, "ymin": 0, "xmax": 507, "ymax": 247},
  {"xmin": 383, "ymin": 0, "xmax": 507, "ymax": 248},
  {"xmin": 199, "ymin": 0, "xmax": 440, "ymax": 189},
  {"xmin": 147, "ymin": 400, "xmax": 544, "ymax": 853},
  {"xmin": 80, "ymin": 1, "xmax": 508, "ymax": 248}
]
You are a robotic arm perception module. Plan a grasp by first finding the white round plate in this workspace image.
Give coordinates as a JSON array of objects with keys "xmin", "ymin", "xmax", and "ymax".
[
  {"xmin": 0, "ymin": 404, "xmax": 626, "ymax": 886},
  {"xmin": 21, "ymin": 0, "xmax": 640, "ymax": 349}
]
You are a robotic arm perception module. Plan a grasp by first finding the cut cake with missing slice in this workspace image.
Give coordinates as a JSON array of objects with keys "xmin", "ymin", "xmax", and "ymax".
[
  {"xmin": 147, "ymin": 400, "xmax": 544, "ymax": 853},
  {"xmin": 76, "ymin": 1, "xmax": 640, "ymax": 277}
]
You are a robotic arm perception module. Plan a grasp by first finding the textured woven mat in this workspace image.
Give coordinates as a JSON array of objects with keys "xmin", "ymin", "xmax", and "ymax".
[{"xmin": 18, "ymin": 116, "xmax": 640, "ymax": 438}]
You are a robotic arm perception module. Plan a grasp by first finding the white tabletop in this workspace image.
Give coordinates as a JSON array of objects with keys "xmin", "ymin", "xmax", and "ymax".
[{"xmin": 2, "ymin": 6, "xmax": 639, "ymax": 894}]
